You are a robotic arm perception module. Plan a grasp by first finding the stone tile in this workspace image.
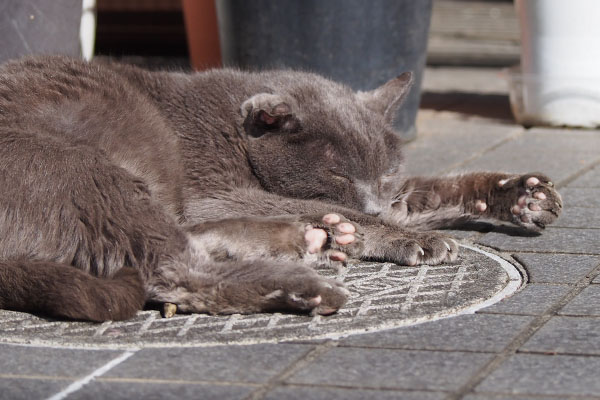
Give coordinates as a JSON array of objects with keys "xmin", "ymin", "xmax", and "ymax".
[
  {"xmin": 0, "ymin": 344, "xmax": 120, "ymax": 377},
  {"xmin": 104, "ymin": 344, "xmax": 311, "ymax": 383},
  {"xmin": 554, "ymin": 207, "xmax": 600, "ymax": 229},
  {"xmin": 567, "ymin": 166, "xmax": 600, "ymax": 188},
  {"xmin": 477, "ymin": 284, "xmax": 570, "ymax": 315},
  {"xmin": 560, "ymin": 286, "xmax": 600, "ymax": 316},
  {"xmin": 405, "ymin": 112, "xmax": 522, "ymax": 176},
  {"xmin": 340, "ymin": 314, "xmax": 532, "ymax": 352},
  {"xmin": 559, "ymin": 188, "xmax": 600, "ymax": 208},
  {"xmin": 455, "ymin": 128, "xmax": 600, "ymax": 184},
  {"xmin": 265, "ymin": 385, "xmax": 446, "ymax": 400},
  {"xmin": 71, "ymin": 380, "xmax": 253, "ymax": 400},
  {"xmin": 476, "ymin": 354, "xmax": 600, "ymax": 397},
  {"xmin": 287, "ymin": 347, "xmax": 494, "ymax": 391},
  {"xmin": 512, "ymin": 253, "xmax": 600, "ymax": 284},
  {"xmin": 465, "ymin": 394, "xmax": 598, "ymax": 400},
  {"xmin": 478, "ymin": 228, "xmax": 600, "ymax": 254},
  {"xmin": 439, "ymin": 228, "xmax": 483, "ymax": 241},
  {"xmin": 521, "ymin": 316, "xmax": 600, "ymax": 355},
  {"xmin": 0, "ymin": 377, "xmax": 71, "ymax": 400}
]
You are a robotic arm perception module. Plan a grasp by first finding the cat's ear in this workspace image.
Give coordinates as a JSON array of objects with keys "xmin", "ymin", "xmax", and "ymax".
[
  {"xmin": 357, "ymin": 72, "xmax": 414, "ymax": 123},
  {"xmin": 241, "ymin": 93, "xmax": 300, "ymax": 137}
]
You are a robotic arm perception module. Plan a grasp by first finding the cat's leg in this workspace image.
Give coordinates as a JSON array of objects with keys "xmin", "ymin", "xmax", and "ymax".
[
  {"xmin": 384, "ymin": 172, "xmax": 562, "ymax": 231},
  {"xmin": 185, "ymin": 213, "xmax": 363, "ymax": 269},
  {"xmin": 149, "ymin": 258, "xmax": 349, "ymax": 316},
  {"xmin": 185, "ymin": 188, "xmax": 459, "ymax": 266}
]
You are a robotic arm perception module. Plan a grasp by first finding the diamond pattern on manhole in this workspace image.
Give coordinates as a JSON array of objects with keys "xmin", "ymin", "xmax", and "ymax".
[{"xmin": 0, "ymin": 244, "xmax": 521, "ymax": 348}]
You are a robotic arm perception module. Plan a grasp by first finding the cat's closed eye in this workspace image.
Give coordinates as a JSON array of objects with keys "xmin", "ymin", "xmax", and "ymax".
[{"xmin": 329, "ymin": 169, "xmax": 352, "ymax": 183}]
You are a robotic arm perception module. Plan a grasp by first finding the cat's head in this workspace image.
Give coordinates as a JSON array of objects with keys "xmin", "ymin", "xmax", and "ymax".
[{"xmin": 244, "ymin": 71, "xmax": 413, "ymax": 216}]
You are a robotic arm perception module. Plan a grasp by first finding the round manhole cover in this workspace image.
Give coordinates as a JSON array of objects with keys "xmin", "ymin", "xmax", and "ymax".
[{"xmin": 0, "ymin": 244, "xmax": 522, "ymax": 349}]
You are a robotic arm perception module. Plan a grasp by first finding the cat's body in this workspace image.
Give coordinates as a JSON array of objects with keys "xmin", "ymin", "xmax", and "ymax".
[{"xmin": 0, "ymin": 56, "xmax": 562, "ymax": 321}]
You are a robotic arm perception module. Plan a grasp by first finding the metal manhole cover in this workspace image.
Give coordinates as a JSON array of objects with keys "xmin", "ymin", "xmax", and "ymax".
[{"xmin": 0, "ymin": 244, "xmax": 521, "ymax": 348}]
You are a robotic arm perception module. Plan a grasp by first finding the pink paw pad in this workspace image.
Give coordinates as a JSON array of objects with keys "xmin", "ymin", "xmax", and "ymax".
[
  {"xmin": 305, "ymin": 228, "xmax": 327, "ymax": 254},
  {"xmin": 329, "ymin": 251, "xmax": 347, "ymax": 261},
  {"xmin": 475, "ymin": 199, "xmax": 487, "ymax": 212}
]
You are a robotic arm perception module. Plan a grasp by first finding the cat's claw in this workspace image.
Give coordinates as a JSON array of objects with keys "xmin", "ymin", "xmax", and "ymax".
[
  {"xmin": 497, "ymin": 173, "xmax": 562, "ymax": 232},
  {"xmin": 374, "ymin": 230, "xmax": 459, "ymax": 266},
  {"xmin": 162, "ymin": 302, "xmax": 177, "ymax": 318}
]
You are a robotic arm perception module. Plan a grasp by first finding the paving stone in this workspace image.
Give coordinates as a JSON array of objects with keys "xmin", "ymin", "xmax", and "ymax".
[
  {"xmin": 477, "ymin": 284, "xmax": 570, "ymax": 315},
  {"xmin": 478, "ymin": 228, "xmax": 600, "ymax": 254},
  {"xmin": 0, "ymin": 377, "xmax": 71, "ymax": 400},
  {"xmin": 476, "ymin": 354, "xmax": 600, "ymax": 396},
  {"xmin": 103, "ymin": 344, "xmax": 311, "ymax": 383},
  {"xmin": 521, "ymin": 316, "xmax": 600, "ymax": 355},
  {"xmin": 0, "ymin": 344, "xmax": 121, "ymax": 377},
  {"xmin": 554, "ymin": 207, "xmax": 600, "ymax": 229},
  {"xmin": 264, "ymin": 385, "xmax": 446, "ymax": 400},
  {"xmin": 559, "ymin": 188, "xmax": 600, "ymax": 208},
  {"xmin": 512, "ymin": 253, "xmax": 600, "ymax": 284},
  {"xmin": 405, "ymin": 111, "xmax": 522, "ymax": 176},
  {"xmin": 464, "ymin": 394, "xmax": 600, "ymax": 400},
  {"xmin": 560, "ymin": 286, "xmax": 600, "ymax": 316},
  {"xmin": 339, "ymin": 314, "xmax": 532, "ymax": 352},
  {"xmin": 287, "ymin": 347, "xmax": 494, "ymax": 391},
  {"xmin": 567, "ymin": 166, "xmax": 600, "ymax": 188},
  {"xmin": 70, "ymin": 381, "xmax": 253, "ymax": 400},
  {"xmin": 455, "ymin": 128, "xmax": 600, "ymax": 184}
]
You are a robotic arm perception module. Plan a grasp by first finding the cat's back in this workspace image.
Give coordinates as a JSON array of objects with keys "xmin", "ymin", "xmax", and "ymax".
[
  {"xmin": 0, "ymin": 56, "xmax": 134, "ymax": 118},
  {"xmin": 0, "ymin": 55, "xmax": 185, "ymax": 218}
]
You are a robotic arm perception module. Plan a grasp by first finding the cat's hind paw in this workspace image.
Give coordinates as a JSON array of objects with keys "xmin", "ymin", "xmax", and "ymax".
[
  {"xmin": 497, "ymin": 173, "xmax": 562, "ymax": 232},
  {"xmin": 260, "ymin": 270, "xmax": 349, "ymax": 316}
]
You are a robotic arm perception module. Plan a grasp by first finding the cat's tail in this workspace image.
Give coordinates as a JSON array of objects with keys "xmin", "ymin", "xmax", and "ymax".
[{"xmin": 0, "ymin": 260, "xmax": 146, "ymax": 322}]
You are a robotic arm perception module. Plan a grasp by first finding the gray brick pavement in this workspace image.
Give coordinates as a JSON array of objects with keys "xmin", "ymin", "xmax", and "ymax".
[
  {"xmin": 475, "ymin": 354, "xmax": 600, "ymax": 397},
  {"xmin": 512, "ymin": 253, "xmax": 600, "ymax": 284},
  {"xmin": 339, "ymin": 314, "xmax": 533, "ymax": 352},
  {"xmin": 286, "ymin": 347, "xmax": 495, "ymax": 391}
]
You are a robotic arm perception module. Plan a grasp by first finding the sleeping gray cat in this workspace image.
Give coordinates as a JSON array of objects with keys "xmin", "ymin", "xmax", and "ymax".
[{"xmin": 0, "ymin": 56, "xmax": 562, "ymax": 321}]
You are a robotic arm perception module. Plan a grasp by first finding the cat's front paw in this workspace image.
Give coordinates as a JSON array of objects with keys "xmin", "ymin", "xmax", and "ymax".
[
  {"xmin": 302, "ymin": 213, "xmax": 364, "ymax": 268},
  {"xmin": 392, "ymin": 231, "xmax": 459, "ymax": 266},
  {"xmin": 495, "ymin": 173, "xmax": 562, "ymax": 232},
  {"xmin": 364, "ymin": 227, "xmax": 459, "ymax": 266}
]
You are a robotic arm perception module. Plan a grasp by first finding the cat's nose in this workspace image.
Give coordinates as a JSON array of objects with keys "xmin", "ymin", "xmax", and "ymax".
[{"xmin": 363, "ymin": 204, "xmax": 382, "ymax": 217}]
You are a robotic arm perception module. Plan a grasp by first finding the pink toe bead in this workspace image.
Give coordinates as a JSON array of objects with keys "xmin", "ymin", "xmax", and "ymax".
[
  {"xmin": 322, "ymin": 213, "xmax": 341, "ymax": 224},
  {"xmin": 526, "ymin": 177, "xmax": 540, "ymax": 187}
]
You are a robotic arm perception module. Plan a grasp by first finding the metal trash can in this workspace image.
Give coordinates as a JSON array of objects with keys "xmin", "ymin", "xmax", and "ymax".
[{"xmin": 216, "ymin": 0, "xmax": 432, "ymax": 140}]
